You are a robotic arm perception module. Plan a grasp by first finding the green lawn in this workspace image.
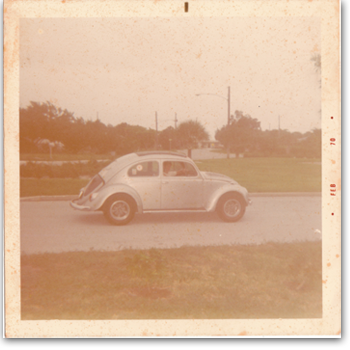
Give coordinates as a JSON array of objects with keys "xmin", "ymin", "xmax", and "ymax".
[
  {"xmin": 20, "ymin": 157, "xmax": 321, "ymax": 197},
  {"xmin": 195, "ymin": 158, "xmax": 321, "ymax": 192},
  {"xmin": 21, "ymin": 241, "xmax": 322, "ymax": 320}
]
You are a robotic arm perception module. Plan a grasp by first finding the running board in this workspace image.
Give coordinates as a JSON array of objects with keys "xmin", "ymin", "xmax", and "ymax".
[{"xmin": 143, "ymin": 209, "xmax": 208, "ymax": 213}]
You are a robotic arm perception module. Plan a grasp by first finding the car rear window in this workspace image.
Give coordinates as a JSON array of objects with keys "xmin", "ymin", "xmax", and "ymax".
[
  {"xmin": 128, "ymin": 161, "xmax": 159, "ymax": 177},
  {"xmin": 84, "ymin": 174, "xmax": 104, "ymax": 196}
]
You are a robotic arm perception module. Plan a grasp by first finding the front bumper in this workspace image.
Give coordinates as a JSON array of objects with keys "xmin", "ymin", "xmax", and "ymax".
[{"xmin": 70, "ymin": 199, "xmax": 92, "ymax": 211}]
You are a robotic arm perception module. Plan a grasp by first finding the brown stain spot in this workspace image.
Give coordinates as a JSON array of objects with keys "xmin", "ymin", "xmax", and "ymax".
[
  {"xmin": 322, "ymin": 280, "xmax": 327, "ymax": 284},
  {"xmin": 336, "ymin": 254, "xmax": 340, "ymax": 258},
  {"xmin": 238, "ymin": 331, "xmax": 247, "ymax": 336},
  {"xmin": 327, "ymin": 263, "xmax": 331, "ymax": 267},
  {"xmin": 331, "ymin": 160, "xmax": 336, "ymax": 164},
  {"xmin": 337, "ymin": 329, "xmax": 341, "ymax": 335}
]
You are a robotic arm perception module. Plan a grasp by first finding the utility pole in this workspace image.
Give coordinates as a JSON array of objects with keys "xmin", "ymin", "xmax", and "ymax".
[
  {"xmin": 174, "ymin": 113, "xmax": 178, "ymax": 129},
  {"xmin": 155, "ymin": 112, "xmax": 159, "ymax": 150},
  {"xmin": 195, "ymin": 86, "xmax": 231, "ymax": 157},
  {"xmin": 278, "ymin": 115, "xmax": 281, "ymax": 138},
  {"xmin": 227, "ymin": 86, "xmax": 230, "ymax": 126},
  {"xmin": 226, "ymin": 86, "xmax": 231, "ymax": 158}
]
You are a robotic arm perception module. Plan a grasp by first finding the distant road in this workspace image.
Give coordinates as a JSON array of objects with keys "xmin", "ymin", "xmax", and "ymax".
[
  {"xmin": 186, "ymin": 148, "xmax": 234, "ymax": 160},
  {"xmin": 21, "ymin": 195, "xmax": 321, "ymax": 255}
]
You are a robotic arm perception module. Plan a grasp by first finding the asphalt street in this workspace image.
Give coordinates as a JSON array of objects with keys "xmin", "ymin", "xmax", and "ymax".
[{"xmin": 20, "ymin": 196, "xmax": 321, "ymax": 254}]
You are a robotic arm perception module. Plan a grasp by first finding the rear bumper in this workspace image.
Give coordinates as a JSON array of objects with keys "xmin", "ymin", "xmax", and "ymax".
[{"xmin": 70, "ymin": 199, "xmax": 92, "ymax": 211}]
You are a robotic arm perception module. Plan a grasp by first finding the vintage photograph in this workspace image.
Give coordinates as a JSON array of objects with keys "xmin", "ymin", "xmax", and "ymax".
[{"xmin": 4, "ymin": 0, "xmax": 341, "ymax": 337}]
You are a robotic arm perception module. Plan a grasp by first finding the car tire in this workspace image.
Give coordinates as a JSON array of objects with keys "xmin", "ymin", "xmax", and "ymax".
[
  {"xmin": 216, "ymin": 193, "xmax": 246, "ymax": 222},
  {"xmin": 103, "ymin": 194, "xmax": 135, "ymax": 225}
]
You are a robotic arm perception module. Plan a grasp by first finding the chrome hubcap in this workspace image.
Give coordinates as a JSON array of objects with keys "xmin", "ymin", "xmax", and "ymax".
[
  {"xmin": 110, "ymin": 200, "xmax": 130, "ymax": 220},
  {"xmin": 223, "ymin": 199, "xmax": 241, "ymax": 218}
]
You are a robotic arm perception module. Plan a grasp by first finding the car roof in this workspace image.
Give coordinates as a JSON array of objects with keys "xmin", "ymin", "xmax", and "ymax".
[
  {"xmin": 99, "ymin": 151, "xmax": 193, "ymax": 182},
  {"xmin": 134, "ymin": 151, "xmax": 189, "ymax": 160},
  {"xmin": 109, "ymin": 151, "xmax": 190, "ymax": 169}
]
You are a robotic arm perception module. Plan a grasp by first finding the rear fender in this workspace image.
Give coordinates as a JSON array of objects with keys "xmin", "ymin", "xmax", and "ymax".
[
  {"xmin": 93, "ymin": 184, "xmax": 143, "ymax": 213},
  {"xmin": 206, "ymin": 184, "xmax": 248, "ymax": 212}
]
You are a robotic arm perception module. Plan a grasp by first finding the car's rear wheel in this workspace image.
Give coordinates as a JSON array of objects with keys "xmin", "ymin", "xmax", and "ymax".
[
  {"xmin": 216, "ymin": 193, "xmax": 246, "ymax": 222},
  {"xmin": 103, "ymin": 194, "xmax": 135, "ymax": 225}
]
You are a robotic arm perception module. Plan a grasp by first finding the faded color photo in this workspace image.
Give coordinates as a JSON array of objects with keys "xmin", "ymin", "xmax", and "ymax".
[{"xmin": 20, "ymin": 16, "xmax": 322, "ymax": 320}]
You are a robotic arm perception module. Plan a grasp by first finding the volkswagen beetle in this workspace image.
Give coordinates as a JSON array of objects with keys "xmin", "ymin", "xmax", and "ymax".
[{"xmin": 70, "ymin": 151, "xmax": 251, "ymax": 225}]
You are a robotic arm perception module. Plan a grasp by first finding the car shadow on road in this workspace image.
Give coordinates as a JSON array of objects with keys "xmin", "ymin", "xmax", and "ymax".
[{"xmin": 73, "ymin": 211, "xmax": 223, "ymax": 226}]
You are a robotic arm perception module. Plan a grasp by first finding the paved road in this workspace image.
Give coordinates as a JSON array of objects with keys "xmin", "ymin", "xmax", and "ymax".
[{"xmin": 20, "ymin": 196, "xmax": 321, "ymax": 255}]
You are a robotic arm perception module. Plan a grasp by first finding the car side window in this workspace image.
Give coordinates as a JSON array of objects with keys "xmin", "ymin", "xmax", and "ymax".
[
  {"xmin": 128, "ymin": 161, "xmax": 159, "ymax": 177},
  {"xmin": 163, "ymin": 161, "xmax": 198, "ymax": 177}
]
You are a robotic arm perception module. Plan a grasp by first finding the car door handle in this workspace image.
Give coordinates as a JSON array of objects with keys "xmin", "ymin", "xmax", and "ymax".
[{"xmin": 162, "ymin": 181, "xmax": 169, "ymax": 184}]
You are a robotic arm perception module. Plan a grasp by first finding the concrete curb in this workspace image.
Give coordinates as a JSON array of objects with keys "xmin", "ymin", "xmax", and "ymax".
[
  {"xmin": 249, "ymin": 192, "xmax": 321, "ymax": 197},
  {"xmin": 20, "ymin": 192, "xmax": 322, "ymax": 202},
  {"xmin": 21, "ymin": 195, "xmax": 78, "ymax": 202}
]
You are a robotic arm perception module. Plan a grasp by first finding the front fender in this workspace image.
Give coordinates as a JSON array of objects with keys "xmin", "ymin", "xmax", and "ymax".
[
  {"xmin": 93, "ymin": 184, "xmax": 143, "ymax": 213},
  {"xmin": 206, "ymin": 184, "xmax": 249, "ymax": 212}
]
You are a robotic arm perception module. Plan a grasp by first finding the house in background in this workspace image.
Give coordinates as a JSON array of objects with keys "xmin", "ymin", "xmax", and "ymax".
[{"xmin": 198, "ymin": 140, "xmax": 223, "ymax": 149}]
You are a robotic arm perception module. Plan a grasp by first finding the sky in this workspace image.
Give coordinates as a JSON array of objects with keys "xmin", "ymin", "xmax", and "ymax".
[{"xmin": 20, "ymin": 17, "xmax": 321, "ymax": 139}]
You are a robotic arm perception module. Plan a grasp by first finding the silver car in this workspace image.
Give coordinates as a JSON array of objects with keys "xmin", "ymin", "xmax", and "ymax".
[{"xmin": 70, "ymin": 151, "xmax": 251, "ymax": 225}]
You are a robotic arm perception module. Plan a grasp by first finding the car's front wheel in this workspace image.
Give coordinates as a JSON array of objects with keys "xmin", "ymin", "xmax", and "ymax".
[
  {"xmin": 216, "ymin": 193, "xmax": 246, "ymax": 222},
  {"xmin": 103, "ymin": 194, "xmax": 135, "ymax": 225}
]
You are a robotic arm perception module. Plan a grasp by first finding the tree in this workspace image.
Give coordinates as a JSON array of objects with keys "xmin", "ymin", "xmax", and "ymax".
[
  {"xmin": 20, "ymin": 101, "xmax": 76, "ymax": 154},
  {"xmin": 215, "ymin": 111, "xmax": 261, "ymax": 155},
  {"xmin": 159, "ymin": 126, "xmax": 178, "ymax": 150},
  {"xmin": 291, "ymin": 128, "xmax": 321, "ymax": 158},
  {"xmin": 176, "ymin": 120, "xmax": 209, "ymax": 151}
]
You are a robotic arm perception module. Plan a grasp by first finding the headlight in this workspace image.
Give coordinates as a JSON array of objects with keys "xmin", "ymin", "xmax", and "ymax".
[{"xmin": 89, "ymin": 192, "xmax": 99, "ymax": 201}]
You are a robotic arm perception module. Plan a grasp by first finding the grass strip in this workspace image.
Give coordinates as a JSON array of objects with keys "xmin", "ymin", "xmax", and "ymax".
[
  {"xmin": 195, "ymin": 158, "xmax": 321, "ymax": 192},
  {"xmin": 21, "ymin": 241, "xmax": 322, "ymax": 320}
]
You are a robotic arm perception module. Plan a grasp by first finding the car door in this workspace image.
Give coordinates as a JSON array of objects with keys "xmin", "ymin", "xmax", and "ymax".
[
  {"xmin": 161, "ymin": 160, "xmax": 204, "ymax": 209},
  {"xmin": 127, "ymin": 161, "xmax": 161, "ymax": 210}
]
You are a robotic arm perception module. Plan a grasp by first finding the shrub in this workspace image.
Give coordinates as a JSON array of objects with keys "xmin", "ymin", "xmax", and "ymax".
[{"xmin": 20, "ymin": 160, "xmax": 111, "ymax": 179}]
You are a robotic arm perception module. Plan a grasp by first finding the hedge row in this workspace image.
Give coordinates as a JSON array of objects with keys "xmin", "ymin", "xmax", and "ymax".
[{"xmin": 20, "ymin": 160, "xmax": 111, "ymax": 179}]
